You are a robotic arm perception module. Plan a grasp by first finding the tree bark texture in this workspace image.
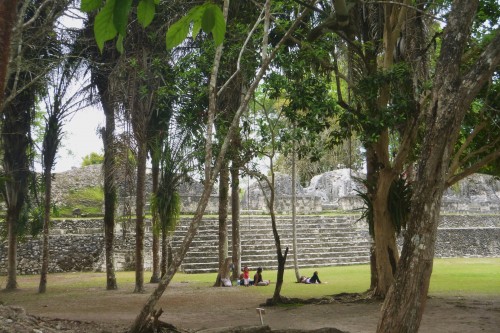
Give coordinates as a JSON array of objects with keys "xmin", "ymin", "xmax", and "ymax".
[
  {"xmin": 372, "ymin": 167, "xmax": 399, "ymax": 298},
  {"xmin": 2, "ymin": 101, "xmax": 31, "ymax": 290},
  {"xmin": 230, "ymin": 163, "xmax": 241, "ymax": 280},
  {"xmin": 103, "ymin": 103, "xmax": 118, "ymax": 290},
  {"xmin": 134, "ymin": 142, "xmax": 147, "ymax": 293},
  {"xmin": 378, "ymin": 1, "xmax": 500, "ymax": 331},
  {"xmin": 150, "ymin": 162, "xmax": 160, "ymax": 283},
  {"xmin": 291, "ymin": 135, "xmax": 300, "ymax": 282},
  {"xmin": 0, "ymin": 0, "xmax": 18, "ymax": 107},
  {"xmin": 160, "ymin": 226, "xmax": 167, "ymax": 278},
  {"xmin": 218, "ymin": 162, "xmax": 229, "ymax": 270},
  {"xmin": 38, "ymin": 171, "xmax": 52, "ymax": 293},
  {"xmin": 5, "ymin": 210, "xmax": 18, "ymax": 290}
]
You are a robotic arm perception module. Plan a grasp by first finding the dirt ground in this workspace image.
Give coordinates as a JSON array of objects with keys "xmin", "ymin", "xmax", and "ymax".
[{"xmin": 1, "ymin": 273, "xmax": 500, "ymax": 333}]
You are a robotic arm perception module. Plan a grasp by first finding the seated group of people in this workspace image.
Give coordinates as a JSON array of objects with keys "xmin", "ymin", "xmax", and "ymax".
[
  {"xmin": 238, "ymin": 266, "xmax": 323, "ymax": 286},
  {"xmin": 239, "ymin": 266, "xmax": 270, "ymax": 286}
]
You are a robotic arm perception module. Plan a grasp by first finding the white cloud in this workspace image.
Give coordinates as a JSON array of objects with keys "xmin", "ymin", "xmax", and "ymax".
[{"xmin": 54, "ymin": 106, "xmax": 105, "ymax": 172}]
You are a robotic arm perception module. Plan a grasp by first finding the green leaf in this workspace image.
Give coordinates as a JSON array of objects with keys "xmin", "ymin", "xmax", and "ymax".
[
  {"xmin": 209, "ymin": 4, "xmax": 226, "ymax": 46},
  {"xmin": 192, "ymin": 20, "xmax": 201, "ymax": 39},
  {"xmin": 137, "ymin": 0, "xmax": 156, "ymax": 28},
  {"xmin": 116, "ymin": 34, "xmax": 124, "ymax": 54},
  {"xmin": 94, "ymin": 0, "xmax": 118, "ymax": 52},
  {"xmin": 81, "ymin": 0, "xmax": 103, "ymax": 12},
  {"xmin": 166, "ymin": 16, "xmax": 190, "ymax": 50},
  {"xmin": 187, "ymin": 5, "xmax": 205, "ymax": 39},
  {"xmin": 201, "ymin": 5, "xmax": 216, "ymax": 33},
  {"xmin": 113, "ymin": 0, "xmax": 132, "ymax": 36}
]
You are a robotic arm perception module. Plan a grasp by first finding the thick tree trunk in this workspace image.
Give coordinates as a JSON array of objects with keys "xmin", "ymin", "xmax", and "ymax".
[
  {"xmin": 372, "ymin": 168, "xmax": 399, "ymax": 298},
  {"xmin": 38, "ymin": 171, "xmax": 52, "ymax": 293},
  {"xmin": 230, "ymin": 163, "xmax": 241, "ymax": 280},
  {"xmin": 377, "ymin": 182, "xmax": 442, "ymax": 332},
  {"xmin": 134, "ymin": 142, "xmax": 147, "ymax": 293},
  {"xmin": 217, "ymin": 162, "xmax": 229, "ymax": 270},
  {"xmin": 150, "ymin": 162, "xmax": 160, "ymax": 283},
  {"xmin": 378, "ymin": 2, "xmax": 500, "ymax": 330},
  {"xmin": 2, "ymin": 102, "xmax": 31, "ymax": 291}
]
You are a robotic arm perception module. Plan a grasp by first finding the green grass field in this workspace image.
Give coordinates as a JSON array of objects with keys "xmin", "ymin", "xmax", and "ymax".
[
  {"xmin": 167, "ymin": 257, "xmax": 500, "ymax": 298},
  {"xmin": 1, "ymin": 258, "xmax": 498, "ymax": 301}
]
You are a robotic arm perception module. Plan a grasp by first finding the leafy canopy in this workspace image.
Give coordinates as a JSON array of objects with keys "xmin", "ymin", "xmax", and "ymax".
[{"xmin": 80, "ymin": 0, "xmax": 226, "ymax": 52}]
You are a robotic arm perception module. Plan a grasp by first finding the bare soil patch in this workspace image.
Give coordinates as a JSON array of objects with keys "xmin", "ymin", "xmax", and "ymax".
[{"xmin": 1, "ymin": 276, "xmax": 499, "ymax": 333}]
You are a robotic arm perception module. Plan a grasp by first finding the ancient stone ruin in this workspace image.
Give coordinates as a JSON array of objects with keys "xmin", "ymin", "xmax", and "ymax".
[{"xmin": 1, "ymin": 165, "xmax": 499, "ymax": 275}]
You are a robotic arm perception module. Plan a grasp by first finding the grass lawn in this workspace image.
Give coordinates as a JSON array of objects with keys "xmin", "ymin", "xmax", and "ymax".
[
  {"xmin": 1, "ymin": 258, "xmax": 498, "ymax": 301},
  {"xmin": 167, "ymin": 257, "xmax": 500, "ymax": 299}
]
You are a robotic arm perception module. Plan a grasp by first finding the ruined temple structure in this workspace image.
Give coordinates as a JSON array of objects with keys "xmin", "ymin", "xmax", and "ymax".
[
  {"xmin": 49, "ymin": 165, "xmax": 500, "ymax": 215},
  {"xmin": 1, "ymin": 165, "xmax": 499, "ymax": 275}
]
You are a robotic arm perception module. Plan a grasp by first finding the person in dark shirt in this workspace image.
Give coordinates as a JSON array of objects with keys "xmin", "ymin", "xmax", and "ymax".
[
  {"xmin": 253, "ymin": 267, "xmax": 270, "ymax": 286},
  {"xmin": 300, "ymin": 271, "xmax": 322, "ymax": 284},
  {"xmin": 309, "ymin": 271, "xmax": 321, "ymax": 284}
]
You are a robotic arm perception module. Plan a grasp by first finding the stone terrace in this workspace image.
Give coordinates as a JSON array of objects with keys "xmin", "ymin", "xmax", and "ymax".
[
  {"xmin": 175, "ymin": 215, "xmax": 370, "ymax": 273},
  {"xmin": 3, "ymin": 213, "xmax": 498, "ymax": 275}
]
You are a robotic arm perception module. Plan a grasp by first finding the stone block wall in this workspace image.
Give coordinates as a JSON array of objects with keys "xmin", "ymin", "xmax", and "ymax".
[{"xmin": 1, "ymin": 214, "xmax": 498, "ymax": 275}]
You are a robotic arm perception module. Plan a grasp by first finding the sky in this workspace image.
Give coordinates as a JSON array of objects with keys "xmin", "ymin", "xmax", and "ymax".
[{"xmin": 51, "ymin": 106, "xmax": 105, "ymax": 173}]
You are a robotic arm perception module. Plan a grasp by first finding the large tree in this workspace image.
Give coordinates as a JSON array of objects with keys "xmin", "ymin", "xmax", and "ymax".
[
  {"xmin": 39, "ymin": 59, "xmax": 83, "ymax": 293},
  {"xmin": 2, "ymin": 0, "xmax": 69, "ymax": 290},
  {"xmin": 377, "ymin": 1, "xmax": 500, "ymax": 331}
]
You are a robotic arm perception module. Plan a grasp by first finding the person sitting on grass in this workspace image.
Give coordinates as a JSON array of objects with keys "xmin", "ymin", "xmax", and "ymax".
[{"xmin": 253, "ymin": 267, "xmax": 270, "ymax": 286}]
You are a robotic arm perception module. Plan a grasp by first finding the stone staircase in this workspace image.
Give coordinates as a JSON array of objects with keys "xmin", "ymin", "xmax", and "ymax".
[{"xmin": 172, "ymin": 215, "xmax": 371, "ymax": 273}]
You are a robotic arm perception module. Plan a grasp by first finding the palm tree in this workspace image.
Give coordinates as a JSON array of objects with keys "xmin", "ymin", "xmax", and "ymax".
[
  {"xmin": 82, "ymin": 14, "xmax": 122, "ymax": 290},
  {"xmin": 38, "ymin": 60, "xmax": 84, "ymax": 293},
  {"xmin": 1, "ymin": 0, "xmax": 69, "ymax": 290}
]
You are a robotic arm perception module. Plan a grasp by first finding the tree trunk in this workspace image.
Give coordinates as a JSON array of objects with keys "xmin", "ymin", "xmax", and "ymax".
[
  {"xmin": 378, "ymin": 2, "xmax": 500, "ymax": 330},
  {"xmin": 291, "ymin": 132, "xmax": 300, "ymax": 282},
  {"xmin": 103, "ymin": 97, "xmax": 118, "ymax": 290},
  {"xmin": 372, "ymin": 168, "xmax": 399, "ymax": 298},
  {"xmin": 134, "ymin": 142, "xmax": 147, "ymax": 293},
  {"xmin": 2, "ymin": 101, "xmax": 31, "ymax": 291},
  {"xmin": 217, "ymin": 162, "xmax": 229, "ymax": 270},
  {"xmin": 268, "ymin": 173, "xmax": 288, "ymax": 303},
  {"xmin": 369, "ymin": 241, "xmax": 377, "ymax": 291},
  {"xmin": 5, "ymin": 210, "xmax": 18, "ymax": 290},
  {"xmin": 230, "ymin": 162, "xmax": 241, "ymax": 280},
  {"xmin": 214, "ymin": 257, "xmax": 233, "ymax": 287},
  {"xmin": 160, "ymin": 225, "xmax": 167, "ymax": 278},
  {"xmin": 38, "ymin": 171, "xmax": 52, "ymax": 293},
  {"xmin": 0, "ymin": 0, "xmax": 18, "ymax": 106},
  {"xmin": 150, "ymin": 162, "xmax": 160, "ymax": 283}
]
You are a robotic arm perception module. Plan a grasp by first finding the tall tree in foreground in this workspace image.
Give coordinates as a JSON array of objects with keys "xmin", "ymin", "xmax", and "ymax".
[
  {"xmin": 2, "ymin": 0, "xmax": 68, "ymax": 290},
  {"xmin": 39, "ymin": 61, "xmax": 83, "ymax": 293},
  {"xmin": 81, "ymin": 11, "xmax": 121, "ymax": 289},
  {"xmin": 377, "ymin": 1, "xmax": 500, "ymax": 331}
]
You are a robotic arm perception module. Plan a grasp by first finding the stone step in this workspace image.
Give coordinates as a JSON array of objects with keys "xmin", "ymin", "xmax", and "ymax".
[{"xmin": 180, "ymin": 257, "xmax": 371, "ymax": 273}]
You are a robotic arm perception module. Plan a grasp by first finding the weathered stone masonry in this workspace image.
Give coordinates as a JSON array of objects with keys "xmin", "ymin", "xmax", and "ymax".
[
  {"xmin": 1, "ymin": 166, "xmax": 499, "ymax": 275},
  {"xmin": 1, "ymin": 214, "xmax": 498, "ymax": 275}
]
